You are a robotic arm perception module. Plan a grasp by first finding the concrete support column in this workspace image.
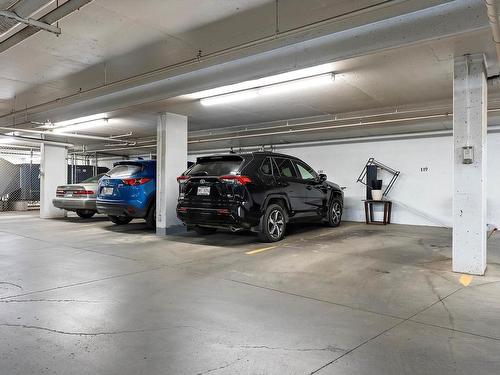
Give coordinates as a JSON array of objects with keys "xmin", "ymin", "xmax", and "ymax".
[
  {"xmin": 40, "ymin": 144, "xmax": 67, "ymax": 219},
  {"xmin": 156, "ymin": 113, "xmax": 188, "ymax": 235},
  {"xmin": 453, "ymin": 54, "xmax": 487, "ymax": 275}
]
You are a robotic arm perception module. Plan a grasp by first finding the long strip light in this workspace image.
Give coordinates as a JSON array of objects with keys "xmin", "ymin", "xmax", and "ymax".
[
  {"xmin": 52, "ymin": 118, "xmax": 108, "ymax": 133},
  {"xmin": 187, "ymin": 63, "xmax": 336, "ymax": 106},
  {"xmin": 37, "ymin": 113, "xmax": 109, "ymax": 133}
]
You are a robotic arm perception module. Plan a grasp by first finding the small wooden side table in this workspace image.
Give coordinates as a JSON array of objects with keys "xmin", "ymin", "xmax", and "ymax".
[{"xmin": 364, "ymin": 200, "xmax": 392, "ymax": 225}]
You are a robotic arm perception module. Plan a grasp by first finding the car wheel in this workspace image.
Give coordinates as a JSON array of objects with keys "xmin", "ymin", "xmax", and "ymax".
[
  {"xmin": 108, "ymin": 215, "xmax": 133, "ymax": 225},
  {"xmin": 193, "ymin": 226, "xmax": 217, "ymax": 235},
  {"xmin": 145, "ymin": 203, "xmax": 156, "ymax": 229},
  {"xmin": 76, "ymin": 209, "xmax": 96, "ymax": 219},
  {"xmin": 327, "ymin": 199, "xmax": 343, "ymax": 227},
  {"xmin": 258, "ymin": 203, "xmax": 286, "ymax": 242}
]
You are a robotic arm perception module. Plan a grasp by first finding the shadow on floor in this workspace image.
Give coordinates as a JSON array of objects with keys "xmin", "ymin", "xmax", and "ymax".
[
  {"xmin": 164, "ymin": 222, "xmax": 334, "ymax": 247},
  {"xmin": 102, "ymin": 220, "xmax": 156, "ymax": 234},
  {"xmin": 53, "ymin": 215, "xmax": 110, "ymax": 224}
]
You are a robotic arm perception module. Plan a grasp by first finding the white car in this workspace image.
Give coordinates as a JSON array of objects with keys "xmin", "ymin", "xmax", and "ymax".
[{"xmin": 52, "ymin": 174, "xmax": 105, "ymax": 218}]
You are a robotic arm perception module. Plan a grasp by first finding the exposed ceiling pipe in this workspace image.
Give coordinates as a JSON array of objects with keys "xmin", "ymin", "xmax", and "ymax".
[
  {"xmin": 71, "ymin": 144, "xmax": 156, "ymax": 154},
  {"xmin": 189, "ymin": 106, "xmax": 500, "ymax": 144},
  {"xmin": 67, "ymin": 105, "xmax": 500, "ymax": 154},
  {"xmin": 190, "ymin": 106, "xmax": 452, "ymax": 138},
  {"xmin": 0, "ymin": 134, "xmax": 73, "ymax": 147},
  {"xmin": 485, "ymin": 0, "xmax": 500, "ymax": 65},
  {"xmin": 0, "ymin": 10, "xmax": 61, "ymax": 35},
  {"xmin": 0, "ymin": 126, "xmax": 133, "ymax": 144},
  {"xmin": 188, "ymin": 113, "xmax": 451, "ymax": 144},
  {"xmin": 71, "ymin": 124, "xmax": 500, "ymax": 156},
  {"xmin": 188, "ymin": 125, "xmax": 500, "ymax": 155}
]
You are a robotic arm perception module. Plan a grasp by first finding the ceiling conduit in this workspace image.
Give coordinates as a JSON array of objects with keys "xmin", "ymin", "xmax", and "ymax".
[{"xmin": 0, "ymin": 126, "xmax": 134, "ymax": 144}]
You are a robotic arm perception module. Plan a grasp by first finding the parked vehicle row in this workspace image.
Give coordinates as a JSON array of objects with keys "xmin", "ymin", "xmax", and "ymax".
[
  {"xmin": 53, "ymin": 151, "xmax": 343, "ymax": 242},
  {"xmin": 53, "ymin": 160, "xmax": 157, "ymax": 228}
]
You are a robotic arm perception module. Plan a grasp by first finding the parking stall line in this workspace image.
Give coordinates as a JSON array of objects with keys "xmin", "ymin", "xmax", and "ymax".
[{"xmin": 245, "ymin": 246, "xmax": 278, "ymax": 255}]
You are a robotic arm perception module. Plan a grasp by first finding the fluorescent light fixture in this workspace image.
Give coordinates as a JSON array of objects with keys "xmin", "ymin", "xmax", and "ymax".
[
  {"xmin": 52, "ymin": 118, "xmax": 109, "ymax": 133},
  {"xmin": 189, "ymin": 63, "xmax": 335, "ymax": 100},
  {"xmin": 200, "ymin": 90, "xmax": 260, "ymax": 106},
  {"xmin": 38, "ymin": 113, "xmax": 109, "ymax": 131},
  {"xmin": 200, "ymin": 72, "xmax": 335, "ymax": 106},
  {"xmin": 55, "ymin": 113, "xmax": 107, "ymax": 128},
  {"xmin": 0, "ymin": 136, "xmax": 20, "ymax": 144}
]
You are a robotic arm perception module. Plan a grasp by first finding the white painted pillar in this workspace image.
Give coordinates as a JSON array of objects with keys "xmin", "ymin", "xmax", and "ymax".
[
  {"xmin": 40, "ymin": 144, "xmax": 67, "ymax": 219},
  {"xmin": 453, "ymin": 54, "xmax": 487, "ymax": 275},
  {"xmin": 156, "ymin": 113, "xmax": 188, "ymax": 235}
]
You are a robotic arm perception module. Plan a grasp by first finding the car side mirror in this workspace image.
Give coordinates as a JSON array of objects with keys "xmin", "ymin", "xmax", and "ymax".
[{"xmin": 318, "ymin": 173, "xmax": 327, "ymax": 182}]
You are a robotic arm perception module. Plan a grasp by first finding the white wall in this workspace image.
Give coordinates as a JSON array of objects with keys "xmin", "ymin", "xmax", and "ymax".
[{"xmin": 277, "ymin": 133, "xmax": 500, "ymax": 228}]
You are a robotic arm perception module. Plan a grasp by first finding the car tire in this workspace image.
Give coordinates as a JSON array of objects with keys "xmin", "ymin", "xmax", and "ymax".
[
  {"xmin": 326, "ymin": 198, "xmax": 343, "ymax": 227},
  {"xmin": 145, "ymin": 203, "xmax": 156, "ymax": 229},
  {"xmin": 108, "ymin": 215, "xmax": 133, "ymax": 225},
  {"xmin": 258, "ymin": 203, "xmax": 287, "ymax": 242},
  {"xmin": 76, "ymin": 209, "xmax": 96, "ymax": 219},
  {"xmin": 193, "ymin": 226, "xmax": 217, "ymax": 235}
]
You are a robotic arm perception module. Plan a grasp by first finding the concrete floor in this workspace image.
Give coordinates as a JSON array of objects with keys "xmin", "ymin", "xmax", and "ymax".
[{"xmin": 1, "ymin": 212, "xmax": 500, "ymax": 375}]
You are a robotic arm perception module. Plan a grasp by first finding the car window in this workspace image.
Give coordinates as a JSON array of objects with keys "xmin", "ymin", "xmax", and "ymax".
[
  {"xmin": 295, "ymin": 161, "xmax": 318, "ymax": 181},
  {"xmin": 260, "ymin": 157, "xmax": 273, "ymax": 176},
  {"xmin": 108, "ymin": 164, "xmax": 142, "ymax": 178},
  {"xmin": 274, "ymin": 158, "xmax": 297, "ymax": 178},
  {"xmin": 188, "ymin": 156, "xmax": 243, "ymax": 176}
]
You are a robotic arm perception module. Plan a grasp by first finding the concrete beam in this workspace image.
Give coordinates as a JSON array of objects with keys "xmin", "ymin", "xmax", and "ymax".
[
  {"xmin": 156, "ymin": 113, "xmax": 187, "ymax": 235},
  {"xmin": 452, "ymin": 54, "xmax": 488, "ymax": 275}
]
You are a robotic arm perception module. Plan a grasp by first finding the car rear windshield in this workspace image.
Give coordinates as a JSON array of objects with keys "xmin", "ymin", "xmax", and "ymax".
[
  {"xmin": 187, "ymin": 156, "xmax": 243, "ymax": 176},
  {"xmin": 107, "ymin": 164, "xmax": 142, "ymax": 178}
]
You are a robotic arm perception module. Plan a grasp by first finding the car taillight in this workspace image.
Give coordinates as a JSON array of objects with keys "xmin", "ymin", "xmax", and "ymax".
[
  {"xmin": 74, "ymin": 190, "xmax": 95, "ymax": 195},
  {"xmin": 122, "ymin": 178, "xmax": 151, "ymax": 186},
  {"xmin": 177, "ymin": 175, "xmax": 190, "ymax": 183},
  {"xmin": 219, "ymin": 175, "xmax": 252, "ymax": 185}
]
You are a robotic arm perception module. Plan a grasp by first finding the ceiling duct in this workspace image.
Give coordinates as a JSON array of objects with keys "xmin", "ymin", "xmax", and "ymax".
[
  {"xmin": 0, "ymin": 0, "xmax": 93, "ymax": 53},
  {"xmin": 0, "ymin": 10, "xmax": 60, "ymax": 35}
]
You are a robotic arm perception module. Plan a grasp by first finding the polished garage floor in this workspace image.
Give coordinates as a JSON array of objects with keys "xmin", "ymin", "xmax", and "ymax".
[{"xmin": 1, "ymin": 212, "xmax": 499, "ymax": 375}]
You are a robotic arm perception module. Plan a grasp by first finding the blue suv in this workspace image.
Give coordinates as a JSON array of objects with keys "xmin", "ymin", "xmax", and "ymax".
[{"xmin": 96, "ymin": 160, "xmax": 156, "ymax": 228}]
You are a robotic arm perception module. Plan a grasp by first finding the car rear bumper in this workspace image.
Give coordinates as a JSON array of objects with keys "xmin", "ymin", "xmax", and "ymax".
[
  {"xmin": 176, "ymin": 203, "xmax": 258, "ymax": 230},
  {"xmin": 53, "ymin": 198, "xmax": 96, "ymax": 211},
  {"xmin": 96, "ymin": 200, "xmax": 147, "ymax": 218}
]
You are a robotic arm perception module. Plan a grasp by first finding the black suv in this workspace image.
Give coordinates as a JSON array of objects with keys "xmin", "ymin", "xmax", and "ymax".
[{"xmin": 176, "ymin": 152, "xmax": 343, "ymax": 242}]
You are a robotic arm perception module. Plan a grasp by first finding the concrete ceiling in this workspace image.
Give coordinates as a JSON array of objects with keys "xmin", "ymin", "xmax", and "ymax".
[
  {"xmin": 164, "ymin": 31, "xmax": 487, "ymax": 130},
  {"xmin": 0, "ymin": 0, "xmax": 499, "ymax": 154}
]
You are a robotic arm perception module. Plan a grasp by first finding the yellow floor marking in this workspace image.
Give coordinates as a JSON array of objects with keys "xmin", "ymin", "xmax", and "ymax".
[
  {"xmin": 245, "ymin": 246, "xmax": 278, "ymax": 255},
  {"xmin": 459, "ymin": 274, "xmax": 473, "ymax": 287}
]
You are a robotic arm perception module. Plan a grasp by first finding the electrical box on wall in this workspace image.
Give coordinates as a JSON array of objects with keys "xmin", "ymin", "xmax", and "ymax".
[{"xmin": 462, "ymin": 146, "xmax": 474, "ymax": 164}]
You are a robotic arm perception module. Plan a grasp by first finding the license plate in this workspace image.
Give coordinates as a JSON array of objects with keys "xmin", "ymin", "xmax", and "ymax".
[
  {"xmin": 197, "ymin": 186, "xmax": 210, "ymax": 196},
  {"xmin": 66, "ymin": 193, "xmax": 73, "ymax": 198},
  {"xmin": 102, "ymin": 187, "xmax": 113, "ymax": 196}
]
